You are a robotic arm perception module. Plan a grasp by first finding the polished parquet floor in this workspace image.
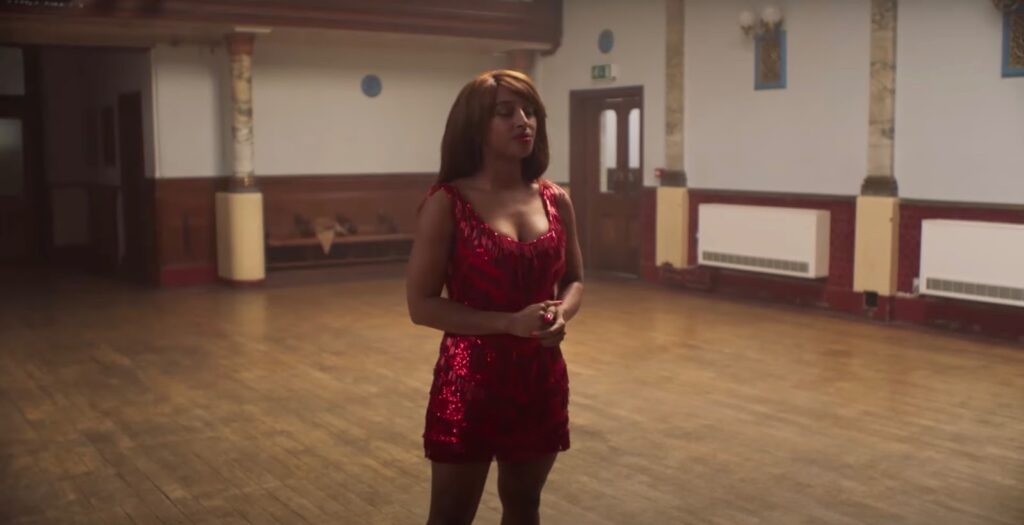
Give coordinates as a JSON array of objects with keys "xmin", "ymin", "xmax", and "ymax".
[{"xmin": 1, "ymin": 267, "xmax": 1022, "ymax": 524}]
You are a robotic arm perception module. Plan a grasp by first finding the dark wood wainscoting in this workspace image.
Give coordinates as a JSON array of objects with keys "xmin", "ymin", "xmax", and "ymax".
[
  {"xmin": 153, "ymin": 173, "xmax": 437, "ymax": 286},
  {"xmin": 154, "ymin": 177, "xmax": 224, "ymax": 286},
  {"xmin": 261, "ymin": 173, "xmax": 434, "ymax": 269}
]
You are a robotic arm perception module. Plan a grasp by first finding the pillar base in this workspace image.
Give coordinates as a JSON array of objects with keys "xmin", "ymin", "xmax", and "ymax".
[
  {"xmin": 215, "ymin": 191, "xmax": 266, "ymax": 284},
  {"xmin": 860, "ymin": 175, "xmax": 898, "ymax": 197},
  {"xmin": 853, "ymin": 195, "xmax": 899, "ymax": 295},
  {"xmin": 656, "ymin": 187, "xmax": 690, "ymax": 268}
]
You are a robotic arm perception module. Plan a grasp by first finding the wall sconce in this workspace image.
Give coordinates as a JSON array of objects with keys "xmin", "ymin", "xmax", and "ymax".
[
  {"xmin": 739, "ymin": 6, "xmax": 787, "ymax": 90},
  {"xmin": 992, "ymin": 0, "xmax": 1021, "ymax": 13},
  {"xmin": 738, "ymin": 6, "xmax": 784, "ymax": 38}
]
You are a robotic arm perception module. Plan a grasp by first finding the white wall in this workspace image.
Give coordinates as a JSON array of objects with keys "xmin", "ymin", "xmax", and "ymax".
[
  {"xmin": 151, "ymin": 41, "xmax": 504, "ymax": 178},
  {"xmin": 684, "ymin": 0, "xmax": 871, "ymax": 195},
  {"xmin": 151, "ymin": 45, "xmax": 232, "ymax": 178},
  {"xmin": 536, "ymin": 0, "xmax": 666, "ymax": 185},
  {"xmin": 255, "ymin": 41, "xmax": 502, "ymax": 175},
  {"xmin": 895, "ymin": 0, "xmax": 1024, "ymax": 204}
]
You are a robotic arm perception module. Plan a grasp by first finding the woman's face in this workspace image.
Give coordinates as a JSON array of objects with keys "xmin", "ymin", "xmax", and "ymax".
[{"xmin": 485, "ymin": 85, "xmax": 537, "ymax": 160}]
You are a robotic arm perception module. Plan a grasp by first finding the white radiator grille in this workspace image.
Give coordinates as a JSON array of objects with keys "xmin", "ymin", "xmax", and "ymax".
[
  {"xmin": 701, "ymin": 251, "xmax": 809, "ymax": 275},
  {"xmin": 920, "ymin": 219, "xmax": 1024, "ymax": 308},
  {"xmin": 924, "ymin": 278, "xmax": 1024, "ymax": 303},
  {"xmin": 697, "ymin": 204, "xmax": 830, "ymax": 279}
]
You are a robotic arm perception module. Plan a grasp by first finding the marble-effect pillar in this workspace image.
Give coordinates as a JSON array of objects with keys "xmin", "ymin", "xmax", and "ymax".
[
  {"xmin": 665, "ymin": 0, "xmax": 684, "ymax": 174},
  {"xmin": 657, "ymin": 0, "xmax": 690, "ymax": 269},
  {"xmin": 216, "ymin": 32, "xmax": 265, "ymax": 284},
  {"xmin": 227, "ymin": 33, "xmax": 256, "ymax": 191},
  {"xmin": 854, "ymin": 0, "xmax": 900, "ymax": 297},
  {"xmin": 862, "ymin": 0, "xmax": 898, "ymax": 197}
]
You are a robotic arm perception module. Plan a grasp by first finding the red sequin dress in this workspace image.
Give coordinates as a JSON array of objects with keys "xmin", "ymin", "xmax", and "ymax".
[{"xmin": 422, "ymin": 179, "xmax": 570, "ymax": 463}]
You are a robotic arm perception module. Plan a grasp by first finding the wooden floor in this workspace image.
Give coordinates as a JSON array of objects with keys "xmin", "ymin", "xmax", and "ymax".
[{"xmin": 1, "ymin": 267, "xmax": 1023, "ymax": 524}]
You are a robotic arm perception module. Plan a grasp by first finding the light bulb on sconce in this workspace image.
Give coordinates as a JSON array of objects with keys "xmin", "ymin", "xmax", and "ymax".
[
  {"xmin": 761, "ymin": 6, "xmax": 782, "ymax": 28},
  {"xmin": 738, "ymin": 10, "xmax": 757, "ymax": 36},
  {"xmin": 738, "ymin": 5, "xmax": 783, "ymax": 38}
]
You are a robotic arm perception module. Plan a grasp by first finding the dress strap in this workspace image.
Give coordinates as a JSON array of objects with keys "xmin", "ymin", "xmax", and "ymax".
[
  {"xmin": 420, "ymin": 182, "xmax": 468, "ymax": 224},
  {"xmin": 539, "ymin": 179, "xmax": 566, "ymax": 227},
  {"xmin": 427, "ymin": 182, "xmax": 454, "ymax": 199}
]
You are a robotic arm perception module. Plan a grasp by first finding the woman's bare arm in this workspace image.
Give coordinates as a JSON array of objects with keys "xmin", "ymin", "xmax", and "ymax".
[
  {"xmin": 405, "ymin": 190, "xmax": 513, "ymax": 335},
  {"xmin": 554, "ymin": 188, "xmax": 584, "ymax": 322}
]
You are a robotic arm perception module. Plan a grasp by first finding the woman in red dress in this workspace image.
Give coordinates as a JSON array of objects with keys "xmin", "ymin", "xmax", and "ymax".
[{"xmin": 406, "ymin": 69, "xmax": 584, "ymax": 525}]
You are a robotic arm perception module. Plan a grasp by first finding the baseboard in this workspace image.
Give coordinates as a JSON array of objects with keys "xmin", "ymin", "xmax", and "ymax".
[
  {"xmin": 892, "ymin": 295, "xmax": 1024, "ymax": 342},
  {"xmin": 655, "ymin": 264, "xmax": 1022, "ymax": 342},
  {"xmin": 218, "ymin": 277, "xmax": 266, "ymax": 288},
  {"xmin": 159, "ymin": 264, "xmax": 218, "ymax": 287}
]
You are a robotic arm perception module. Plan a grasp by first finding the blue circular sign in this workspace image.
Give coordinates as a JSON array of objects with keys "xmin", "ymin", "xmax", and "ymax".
[
  {"xmin": 361, "ymin": 74, "xmax": 382, "ymax": 98},
  {"xmin": 598, "ymin": 29, "xmax": 614, "ymax": 54}
]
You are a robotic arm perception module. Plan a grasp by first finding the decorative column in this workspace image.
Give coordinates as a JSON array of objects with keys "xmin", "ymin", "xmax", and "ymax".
[
  {"xmin": 657, "ymin": 0, "xmax": 690, "ymax": 270},
  {"xmin": 215, "ymin": 31, "xmax": 266, "ymax": 285},
  {"xmin": 853, "ymin": 0, "xmax": 899, "ymax": 298},
  {"xmin": 228, "ymin": 33, "xmax": 256, "ymax": 191},
  {"xmin": 665, "ymin": 0, "xmax": 684, "ymax": 174},
  {"xmin": 862, "ymin": 0, "xmax": 898, "ymax": 197}
]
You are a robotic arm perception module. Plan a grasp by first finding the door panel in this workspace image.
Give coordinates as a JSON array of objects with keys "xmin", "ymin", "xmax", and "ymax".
[
  {"xmin": 0, "ymin": 46, "xmax": 47, "ymax": 265},
  {"xmin": 0, "ymin": 112, "xmax": 31, "ymax": 262},
  {"xmin": 118, "ymin": 91, "xmax": 155, "ymax": 283},
  {"xmin": 570, "ymin": 87, "xmax": 643, "ymax": 276}
]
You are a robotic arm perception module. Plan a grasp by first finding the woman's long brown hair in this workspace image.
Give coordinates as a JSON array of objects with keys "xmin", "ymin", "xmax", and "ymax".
[{"xmin": 437, "ymin": 69, "xmax": 549, "ymax": 184}]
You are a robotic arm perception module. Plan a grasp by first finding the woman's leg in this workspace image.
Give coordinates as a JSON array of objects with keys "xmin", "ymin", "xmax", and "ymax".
[
  {"xmin": 426, "ymin": 460, "xmax": 491, "ymax": 525},
  {"xmin": 496, "ymin": 453, "xmax": 557, "ymax": 525}
]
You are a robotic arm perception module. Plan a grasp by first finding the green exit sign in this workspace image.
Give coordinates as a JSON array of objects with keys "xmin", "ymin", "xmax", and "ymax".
[{"xmin": 591, "ymin": 64, "xmax": 616, "ymax": 81}]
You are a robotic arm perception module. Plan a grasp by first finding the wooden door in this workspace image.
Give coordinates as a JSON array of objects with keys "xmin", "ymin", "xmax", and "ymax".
[
  {"xmin": 117, "ymin": 91, "xmax": 155, "ymax": 283},
  {"xmin": 569, "ymin": 86, "xmax": 643, "ymax": 276},
  {"xmin": 0, "ymin": 46, "xmax": 46, "ymax": 265}
]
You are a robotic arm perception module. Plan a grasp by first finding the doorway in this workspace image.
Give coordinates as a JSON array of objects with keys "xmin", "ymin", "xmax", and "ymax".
[
  {"xmin": 0, "ymin": 46, "xmax": 48, "ymax": 265},
  {"xmin": 118, "ymin": 90, "xmax": 155, "ymax": 283},
  {"xmin": 569, "ymin": 86, "xmax": 644, "ymax": 276}
]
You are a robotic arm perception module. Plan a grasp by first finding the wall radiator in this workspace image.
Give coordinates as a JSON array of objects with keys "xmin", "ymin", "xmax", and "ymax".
[
  {"xmin": 697, "ymin": 204, "xmax": 831, "ymax": 279},
  {"xmin": 920, "ymin": 219, "xmax": 1024, "ymax": 307}
]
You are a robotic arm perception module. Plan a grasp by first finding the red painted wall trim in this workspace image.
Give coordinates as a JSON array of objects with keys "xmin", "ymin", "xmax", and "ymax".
[
  {"xmin": 158, "ymin": 264, "xmax": 217, "ymax": 287},
  {"xmin": 894, "ymin": 201, "xmax": 1024, "ymax": 342},
  {"xmin": 654, "ymin": 193, "xmax": 1024, "ymax": 342},
  {"xmin": 686, "ymin": 190, "xmax": 856, "ymax": 289},
  {"xmin": 897, "ymin": 201, "xmax": 1024, "ymax": 293},
  {"xmin": 892, "ymin": 296, "xmax": 1024, "ymax": 342}
]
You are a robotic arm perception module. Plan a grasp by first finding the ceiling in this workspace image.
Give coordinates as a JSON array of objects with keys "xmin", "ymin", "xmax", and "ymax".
[{"xmin": 0, "ymin": 15, "xmax": 550, "ymax": 53}]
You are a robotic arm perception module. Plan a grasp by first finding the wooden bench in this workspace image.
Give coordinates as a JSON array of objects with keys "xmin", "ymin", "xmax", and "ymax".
[
  {"xmin": 265, "ymin": 232, "xmax": 414, "ymax": 268},
  {"xmin": 260, "ymin": 175, "xmax": 431, "ymax": 270}
]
